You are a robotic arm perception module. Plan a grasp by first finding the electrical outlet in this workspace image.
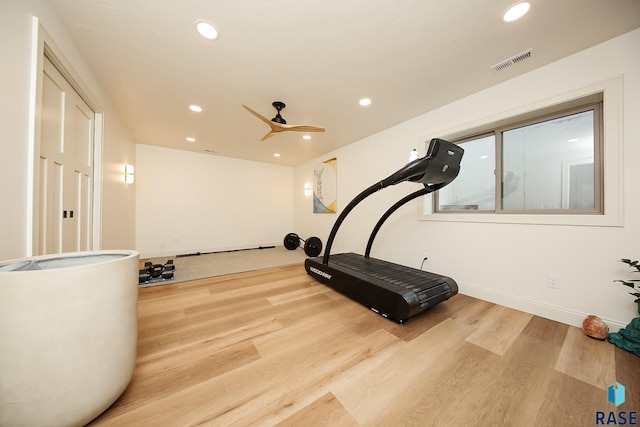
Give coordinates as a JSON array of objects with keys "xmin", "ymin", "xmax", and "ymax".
[{"xmin": 547, "ymin": 274, "xmax": 560, "ymax": 289}]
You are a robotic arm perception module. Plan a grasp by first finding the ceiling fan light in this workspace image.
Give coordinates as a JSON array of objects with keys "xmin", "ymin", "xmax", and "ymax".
[
  {"xmin": 196, "ymin": 20, "xmax": 219, "ymax": 40},
  {"xmin": 359, "ymin": 98, "xmax": 372, "ymax": 106},
  {"xmin": 189, "ymin": 104, "xmax": 202, "ymax": 112},
  {"xmin": 303, "ymin": 135, "xmax": 311, "ymax": 140}
]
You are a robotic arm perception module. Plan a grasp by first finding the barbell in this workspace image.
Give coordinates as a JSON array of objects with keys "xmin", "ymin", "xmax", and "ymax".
[{"xmin": 283, "ymin": 232, "xmax": 323, "ymax": 257}]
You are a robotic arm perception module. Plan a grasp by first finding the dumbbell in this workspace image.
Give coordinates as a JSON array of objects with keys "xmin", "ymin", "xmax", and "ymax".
[
  {"xmin": 161, "ymin": 260, "xmax": 175, "ymax": 280},
  {"xmin": 283, "ymin": 232, "xmax": 323, "ymax": 257},
  {"xmin": 138, "ymin": 260, "xmax": 175, "ymax": 283}
]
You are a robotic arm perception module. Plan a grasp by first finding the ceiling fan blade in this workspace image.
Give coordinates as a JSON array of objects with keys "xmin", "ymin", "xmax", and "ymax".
[
  {"xmin": 281, "ymin": 125, "xmax": 325, "ymax": 133},
  {"xmin": 242, "ymin": 105, "xmax": 272, "ymax": 126},
  {"xmin": 260, "ymin": 130, "xmax": 278, "ymax": 141},
  {"xmin": 243, "ymin": 104, "xmax": 325, "ymax": 140}
]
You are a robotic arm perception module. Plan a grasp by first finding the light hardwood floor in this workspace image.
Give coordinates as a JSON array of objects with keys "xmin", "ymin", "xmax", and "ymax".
[{"xmin": 90, "ymin": 263, "xmax": 639, "ymax": 426}]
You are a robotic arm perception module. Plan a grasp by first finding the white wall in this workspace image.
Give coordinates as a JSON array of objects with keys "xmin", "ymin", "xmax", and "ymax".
[
  {"xmin": 136, "ymin": 145, "xmax": 294, "ymax": 258},
  {"xmin": 294, "ymin": 29, "xmax": 640, "ymax": 330},
  {"xmin": 100, "ymin": 112, "xmax": 137, "ymax": 251},
  {"xmin": 0, "ymin": 1, "xmax": 136, "ymax": 260}
]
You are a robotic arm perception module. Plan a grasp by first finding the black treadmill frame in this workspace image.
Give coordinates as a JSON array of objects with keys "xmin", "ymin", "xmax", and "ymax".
[{"xmin": 306, "ymin": 138, "xmax": 464, "ymax": 323}]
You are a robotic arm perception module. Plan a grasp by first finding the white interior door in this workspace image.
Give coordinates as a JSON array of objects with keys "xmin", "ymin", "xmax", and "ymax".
[{"xmin": 38, "ymin": 56, "xmax": 94, "ymax": 255}]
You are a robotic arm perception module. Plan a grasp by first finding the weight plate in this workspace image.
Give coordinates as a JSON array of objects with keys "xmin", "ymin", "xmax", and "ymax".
[
  {"xmin": 283, "ymin": 233, "xmax": 300, "ymax": 250},
  {"xmin": 303, "ymin": 236, "xmax": 322, "ymax": 257}
]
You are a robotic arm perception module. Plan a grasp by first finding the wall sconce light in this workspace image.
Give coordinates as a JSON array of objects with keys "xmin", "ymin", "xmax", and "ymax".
[
  {"xmin": 304, "ymin": 183, "xmax": 312, "ymax": 196},
  {"xmin": 409, "ymin": 149, "xmax": 419, "ymax": 162},
  {"xmin": 124, "ymin": 164, "xmax": 135, "ymax": 184}
]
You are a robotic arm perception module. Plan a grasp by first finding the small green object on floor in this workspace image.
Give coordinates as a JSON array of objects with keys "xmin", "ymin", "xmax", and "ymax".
[{"xmin": 608, "ymin": 317, "xmax": 640, "ymax": 357}]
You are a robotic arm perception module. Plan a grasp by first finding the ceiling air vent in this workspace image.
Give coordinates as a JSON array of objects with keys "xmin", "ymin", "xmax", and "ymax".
[{"xmin": 490, "ymin": 48, "xmax": 533, "ymax": 72}]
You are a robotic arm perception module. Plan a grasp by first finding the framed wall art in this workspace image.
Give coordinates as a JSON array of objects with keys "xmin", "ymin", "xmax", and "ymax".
[{"xmin": 313, "ymin": 157, "xmax": 337, "ymax": 213}]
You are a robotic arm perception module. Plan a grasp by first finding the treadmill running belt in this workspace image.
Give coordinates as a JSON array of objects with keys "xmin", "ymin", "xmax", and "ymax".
[
  {"xmin": 305, "ymin": 253, "xmax": 458, "ymax": 323},
  {"xmin": 330, "ymin": 253, "xmax": 452, "ymax": 303}
]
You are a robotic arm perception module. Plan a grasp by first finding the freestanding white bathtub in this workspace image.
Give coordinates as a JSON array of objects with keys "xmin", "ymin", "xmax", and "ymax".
[{"xmin": 0, "ymin": 250, "xmax": 139, "ymax": 427}]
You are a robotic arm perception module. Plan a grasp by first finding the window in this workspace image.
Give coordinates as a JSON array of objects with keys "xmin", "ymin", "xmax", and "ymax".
[
  {"xmin": 438, "ymin": 135, "xmax": 496, "ymax": 211},
  {"xmin": 434, "ymin": 95, "xmax": 603, "ymax": 215}
]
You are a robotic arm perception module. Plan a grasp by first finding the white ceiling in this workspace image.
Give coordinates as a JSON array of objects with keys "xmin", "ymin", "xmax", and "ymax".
[{"xmin": 48, "ymin": 0, "xmax": 640, "ymax": 166}]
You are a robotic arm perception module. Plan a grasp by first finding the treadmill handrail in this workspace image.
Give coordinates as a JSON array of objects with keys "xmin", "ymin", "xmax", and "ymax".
[
  {"xmin": 364, "ymin": 183, "xmax": 445, "ymax": 258},
  {"xmin": 322, "ymin": 181, "xmax": 383, "ymax": 264},
  {"xmin": 321, "ymin": 138, "xmax": 464, "ymax": 265}
]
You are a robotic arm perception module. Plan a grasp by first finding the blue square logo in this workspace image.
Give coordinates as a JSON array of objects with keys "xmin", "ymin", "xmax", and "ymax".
[{"xmin": 608, "ymin": 382, "xmax": 626, "ymax": 407}]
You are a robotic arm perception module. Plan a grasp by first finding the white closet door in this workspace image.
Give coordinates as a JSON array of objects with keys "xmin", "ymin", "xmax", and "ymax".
[{"xmin": 38, "ymin": 56, "xmax": 94, "ymax": 254}]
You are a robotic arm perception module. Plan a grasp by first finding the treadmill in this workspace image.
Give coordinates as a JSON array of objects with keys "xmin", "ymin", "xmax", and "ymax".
[{"xmin": 305, "ymin": 138, "xmax": 464, "ymax": 323}]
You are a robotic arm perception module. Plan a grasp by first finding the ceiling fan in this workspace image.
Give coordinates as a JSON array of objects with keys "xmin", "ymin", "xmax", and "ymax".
[{"xmin": 242, "ymin": 101, "xmax": 325, "ymax": 141}]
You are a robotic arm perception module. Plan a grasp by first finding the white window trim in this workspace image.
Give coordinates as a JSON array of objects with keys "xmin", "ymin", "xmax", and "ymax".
[{"xmin": 418, "ymin": 76, "xmax": 623, "ymax": 227}]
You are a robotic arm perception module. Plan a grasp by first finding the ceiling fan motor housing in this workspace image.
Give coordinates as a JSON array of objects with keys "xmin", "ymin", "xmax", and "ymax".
[{"xmin": 271, "ymin": 101, "xmax": 287, "ymax": 124}]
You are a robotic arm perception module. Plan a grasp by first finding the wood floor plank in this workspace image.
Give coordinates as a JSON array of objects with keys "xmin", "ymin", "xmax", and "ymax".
[
  {"xmin": 136, "ymin": 301, "xmax": 279, "ymax": 359},
  {"xmin": 614, "ymin": 345, "xmax": 640, "ymax": 410},
  {"xmin": 381, "ymin": 298, "xmax": 462, "ymax": 342},
  {"xmin": 206, "ymin": 275, "xmax": 311, "ymax": 302},
  {"xmin": 137, "ymin": 288, "xmax": 212, "ymax": 317},
  {"xmin": 95, "ymin": 329, "xmax": 402, "ymax": 426},
  {"xmin": 460, "ymin": 330, "xmax": 566, "ymax": 426},
  {"xmin": 521, "ymin": 314, "xmax": 569, "ymax": 346},
  {"xmin": 423, "ymin": 321, "xmax": 560, "ymax": 426},
  {"xmin": 252, "ymin": 308, "xmax": 372, "ymax": 358},
  {"xmin": 465, "ymin": 303, "xmax": 533, "ymax": 356},
  {"xmin": 91, "ymin": 340, "xmax": 262, "ymax": 422},
  {"xmin": 204, "ymin": 265, "xmax": 308, "ymax": 295},
  {"xmin": 266, "ymin": 282, "xmax": 332, "ymax": 305},
  {"xmin": 265, "ymin": 291, "xmax": 356, "ymax": 327},
  {"xmin": 226, "ymin": 329, "xmax": 404, "ymax": 426},
  {"xmin": 136, "ymin": 307, "xmax": 186, "ymax": 332},
  {"xmin": 332, "ymin": 317, "xmax": 477, "ymax": 426},
  {"xmin": 141, "ymin": 294, "xmax": 274, "ymax": 338},
  {"xmin": 87, "ymin": 264, "xmax": 640, "ymax": 426},
  {"xmin": 451, "ymin": 295, "xmax": 496, "ymax": 326},
  {"xmin": 533, "ymin": 370, "xmax": 602, "ymax": 427},
  {"xmin": 555, "ymin": 326, "xmax": 615, "ymax": 390},
  {"xmin": 138, "ymin": 317, "xmax": 283, "ymax": 365},
  {"xmin": 275, "ymin": 392, "xmax": 359, "ymax": 427},
  {"xmin": 366, "ymin": 341, "xmax": 498, "ymax": 427}
]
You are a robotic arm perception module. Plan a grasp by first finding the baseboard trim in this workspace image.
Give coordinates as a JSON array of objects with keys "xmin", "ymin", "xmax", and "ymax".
[{"xmin": 458, "ymin": 281, "xmax": 627, "ymax": 333}]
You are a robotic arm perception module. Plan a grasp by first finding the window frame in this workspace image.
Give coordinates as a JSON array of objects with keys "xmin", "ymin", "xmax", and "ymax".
[
  {"xmin": 418, "ymin": 77, "xmax": 623, "ymax": 227},
  {"xmin": 434, "ymin": 99, "xmax": 603, "ymax": 215}
]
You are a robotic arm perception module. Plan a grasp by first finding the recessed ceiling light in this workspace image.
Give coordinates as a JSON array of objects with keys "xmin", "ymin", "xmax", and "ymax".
[
  {"xmin": 359, "ymin": 98, "xmax": 372, "ymax": 106},
  {"xmin": 189, "ymin": 105, "xmax": 202, "ymax": 112},
  {"xmin": 273, "ymin": 153, "xmax": 281, "ymax": 157},
  {"xmin": 186, "ymin": 137, "xmax": 196, "ymax": 142},
  {"xmin": 195, "ymin": 20, "xmax": 219, "ymax": 40},
  {"xmin": 303, "ymin": 135, "xmax": 311, "ymax": 140},
  {"xmin": 503, "ymin": 2, "xmax": 530, "ymax": 22}
]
